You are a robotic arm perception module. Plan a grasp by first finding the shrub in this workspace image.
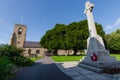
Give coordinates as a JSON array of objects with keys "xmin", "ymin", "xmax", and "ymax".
[
  {"xmin": 0, "ymin": 45, "xmax": 34, "ymax": 67},
  {"xmin": 12, "ymin": 56, "xmax": 34, "ymax": 66},
  {"xmin": 0, "ymin": 45, "xmax": 35, "ymax": 80},
  {"xmin": 0, "ymin": 45, "xmax": 24, "ymax": 57},
  {"xmin": 0, "ymin": 57, "xmax": 15, "ymax": 80}
]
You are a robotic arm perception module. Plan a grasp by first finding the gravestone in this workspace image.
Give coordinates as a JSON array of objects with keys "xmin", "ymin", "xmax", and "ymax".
[{"xmin": 78, "ymin": 1, "xmax": 120, "ymax": 74}]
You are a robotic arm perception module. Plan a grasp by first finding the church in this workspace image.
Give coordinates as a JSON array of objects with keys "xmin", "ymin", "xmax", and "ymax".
[{"xmin": 10, "ymin": 24, "xmax": 45, "ymax": 57}]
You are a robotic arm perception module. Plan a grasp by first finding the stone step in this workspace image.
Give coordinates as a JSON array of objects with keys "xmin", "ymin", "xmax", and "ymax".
[
  {"xmin": 72, "ymin": 66, "xmax": 112, "ymax": 80},
  {"xmin": 78, "ymin": 63, "xmax": 103, "ymax": 73},
  {"xmin": 56, "ymin": 62, "xmax": 113, "ymax": 80}
]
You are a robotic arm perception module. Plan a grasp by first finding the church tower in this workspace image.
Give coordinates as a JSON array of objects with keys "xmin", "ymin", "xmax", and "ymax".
[{"xmin": 10, "ymin": 24, "xmax": 27, "ymax": 48}]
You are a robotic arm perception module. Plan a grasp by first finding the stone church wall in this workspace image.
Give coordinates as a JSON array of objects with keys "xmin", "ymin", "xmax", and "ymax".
[
  {"xmin": 57, "ymin": 49, "xmax": 74, "ymax": 55},
  {"xmin": 22, "ymin": 48, "xmax": 45, "ymax": 57}
]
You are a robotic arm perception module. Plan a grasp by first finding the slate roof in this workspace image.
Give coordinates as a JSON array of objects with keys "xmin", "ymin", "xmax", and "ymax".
[{"xmin": 24, "ymin": 41, "xmax": 41, "ymax": 48}]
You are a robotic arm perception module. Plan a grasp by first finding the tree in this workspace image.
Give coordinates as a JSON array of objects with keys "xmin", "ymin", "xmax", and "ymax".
[
  {"xmin": 105, "ymin": 29, "xmax": 120, "ymax": 53},
  {"xmin": 64, "ymin": 21, "xmax": 88, "ymax": 55},
  {"xmin": 40, "ymin": 24, "xmax": 67, "ymax": 55},
  {"xmin": 63, "ymin": 20, "xmax": 105, "ymax": 55},
  {"xmin": 40, "ymin": 20, "xmax": 105, "ymax": 55}
]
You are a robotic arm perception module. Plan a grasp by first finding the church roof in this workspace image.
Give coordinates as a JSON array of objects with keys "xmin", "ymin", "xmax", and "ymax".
[{"xmin": 24, "ymin": 41, "xmax": 41, "ymax": 48}]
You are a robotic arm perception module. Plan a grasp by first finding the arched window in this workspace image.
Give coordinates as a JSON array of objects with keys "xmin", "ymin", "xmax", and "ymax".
[
  {"xmin": 18, "ymin": 41, "xmax": 20, "ymax": 44},
  {"xmin": 28, "ymin": 49, "xmax": 31, "ymax": 55},
  {"xmin": 18, "ymin": 28, "xmax": 22, "ymax": 35}
]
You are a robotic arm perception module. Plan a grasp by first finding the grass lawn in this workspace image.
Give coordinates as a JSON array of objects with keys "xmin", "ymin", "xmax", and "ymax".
[
  {"xmin": 30, "ymin": 56, "xmax": 42, "ymax": 61},
  {"xmin": 52, "ymin": 54, "xmax": 120, "ymax": 62},
  {"xmin": 110, "ymin": 54, "xmax": 120, "ymax": 60},
  {"xmin": 51, "ymin": 56, "xmax": 84, "ymax": 62}
]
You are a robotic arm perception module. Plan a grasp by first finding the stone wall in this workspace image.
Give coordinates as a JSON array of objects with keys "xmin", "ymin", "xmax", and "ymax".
[
  {"xmin": 22, "ymin": 48, "xmax": 45, "ymax": 57},
  {"xmin": 57, "ymin": 49, "xmax": 74, "ymax": 55},
  {"xmin": 14, "ymin": 24, "xmax": 27, "ymax": 48}
]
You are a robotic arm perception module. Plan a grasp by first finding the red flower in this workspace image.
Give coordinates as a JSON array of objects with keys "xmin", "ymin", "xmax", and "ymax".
[{"xmin": 91, "ymin": 53, "xmax": 97, "ymax": 61}]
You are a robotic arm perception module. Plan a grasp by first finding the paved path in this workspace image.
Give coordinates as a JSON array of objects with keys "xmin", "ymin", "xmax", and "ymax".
[{"xmin": 12, "ymin": 56, "xmax": 73, "ymax": 80}]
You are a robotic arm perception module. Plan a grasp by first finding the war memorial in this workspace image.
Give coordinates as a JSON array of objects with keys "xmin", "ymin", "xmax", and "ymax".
[{"xmin": 77, "ymin": 0, "xmax": 120, "ymax": 79}]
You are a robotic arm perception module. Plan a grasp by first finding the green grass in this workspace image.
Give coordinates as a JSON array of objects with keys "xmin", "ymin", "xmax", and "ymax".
[
  {"xmin": 30, "ymin": 56, "xmax": 42, "ymax": 61},
  {"xmin": 110, "ymin": 54, "xmax": 120, "ymax": 60},
  {"xmin": 51, "ymin": 56, "xmax": 84, "ymax": 62},
  {"xmin": 52, "ymin": 54, "xmax": 120, "ymax": 62}
]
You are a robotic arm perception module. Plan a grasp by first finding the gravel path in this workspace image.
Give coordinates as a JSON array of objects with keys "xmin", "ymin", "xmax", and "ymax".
[{"xmin": 12, "ymin": 56, "xmax": 73, "ymax": 80}]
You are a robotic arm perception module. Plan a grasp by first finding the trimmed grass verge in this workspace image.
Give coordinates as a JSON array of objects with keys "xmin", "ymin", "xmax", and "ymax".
[
  {"xmin": 30, "ymin": 56, "xmax": 42, "ymax": 61},
  {"xmin": 52, "ymin": 54, "xmax": 120, "ymax": 62},
  {"xmin": 110, "ymin": 54, "xmax": 120, "ymax": 60},
  {"xmin": 51, "ymin": 56, "xmax": 84, "ymax": 62}
]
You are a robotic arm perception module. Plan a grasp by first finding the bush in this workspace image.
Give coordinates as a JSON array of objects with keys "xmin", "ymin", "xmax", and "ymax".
[
  {"xmin": 0, "ymin": 57, "xmax": 15, "ymax": 80},
  {"xmin": 0, "ymin": 45, "xmax": 34, "ymax": 80},
  {"xmin": 0, "ymin": 45, "xmax": 34, "ymax": 67},
  {"xmin": 0, "ymin": 45, "xmax": 24, "ymax": 57},
  {"xmin": 12, "ymin": 56, "xmax": 34, "ymax": 66}
]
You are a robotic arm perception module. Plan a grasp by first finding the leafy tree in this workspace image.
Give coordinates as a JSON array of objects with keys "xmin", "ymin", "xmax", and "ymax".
[
  {"xmin": 40, "ymin": 20, "xmax": 105, "ymax": 55},
  {"xmin": 62, "ymin": 21, "xmax": 88, "ymax": 55},
  {"xmin": 40, "ymin": 24, "xmax": 67, "ymax": 55},
  {"xmin": 105, "ymin": 29, "xmax": 120, "ymax": 53},
  {"xmin": 63, "ymin": 20, "xmax": 105, "ymax": 55}
]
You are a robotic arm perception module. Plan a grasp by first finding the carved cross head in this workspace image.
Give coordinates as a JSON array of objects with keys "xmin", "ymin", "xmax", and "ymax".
[{"xmin": 84, "ymin": 1, "xmax": 94, "ymax": 14}]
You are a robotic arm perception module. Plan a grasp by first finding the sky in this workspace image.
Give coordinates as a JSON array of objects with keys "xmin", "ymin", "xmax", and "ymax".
[{"xmin": 0, "ymin": 0, "xmax": 120, "ymax": 44}]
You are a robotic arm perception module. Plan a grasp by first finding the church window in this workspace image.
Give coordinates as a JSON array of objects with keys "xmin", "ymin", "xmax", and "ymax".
[
  {"xmin": 18, "ymin": 36, "xmax": 21, "ymax": 38},
  {"xmin": 18, "ymin": 42, "xmax": 20, "ymax": 44},
  {"xmin": 18, "ymin": 28, "xmax": 22, "ymax": 35},
  {"xmin": 36, "ymin": 50, "xmax": 40, "ymax": 54},
  {"xmin": 28, "ymin": 49, "xmax": 31, "ymax": 55}
]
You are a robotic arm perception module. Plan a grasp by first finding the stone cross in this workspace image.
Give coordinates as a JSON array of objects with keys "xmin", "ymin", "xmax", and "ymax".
[
  {"xmin": 78, "ymin": 1, "xmax": 120, "ymax": 74},
  {"xmin": 84, "ymin": 1, "xmax": 97, "ymax": 37}
]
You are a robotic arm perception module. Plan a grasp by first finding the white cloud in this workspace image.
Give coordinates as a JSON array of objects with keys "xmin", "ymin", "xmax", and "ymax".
[
  {"xmin": 105, "ymin": 25, "xmax": 113, "ymax": 30},
  {"xmin": 114, "ymin": 18, "xmax": 120, "ymax": 26},
  {"xmin": 105, "ymin": 18, "xmax": 120, "ymax": 33}
]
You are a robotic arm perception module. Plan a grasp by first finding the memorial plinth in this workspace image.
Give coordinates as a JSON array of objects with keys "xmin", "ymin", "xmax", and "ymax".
[{"xmin": 78, "ymin": 1, "xmax": 120, "ymax": 74}]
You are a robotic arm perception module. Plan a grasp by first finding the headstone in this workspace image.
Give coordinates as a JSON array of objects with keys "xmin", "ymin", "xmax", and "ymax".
[{"xmin": 78, "ymin": 1, "xmax": 120, "ymax": 74}]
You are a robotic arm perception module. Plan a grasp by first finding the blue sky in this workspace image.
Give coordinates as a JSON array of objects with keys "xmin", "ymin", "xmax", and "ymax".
[{"xmin": 0, "ymin": 0, "xmax": 120, "ymax": 44}]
